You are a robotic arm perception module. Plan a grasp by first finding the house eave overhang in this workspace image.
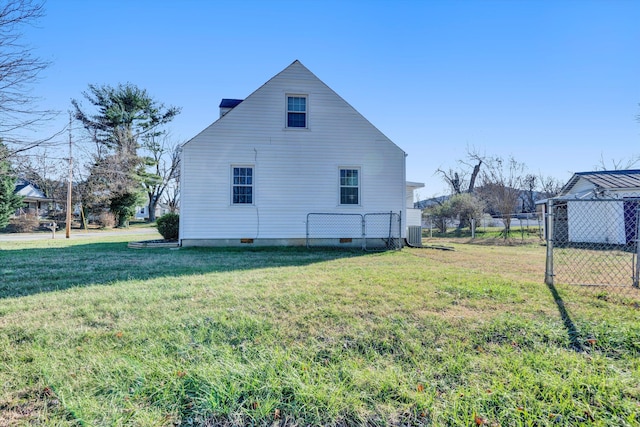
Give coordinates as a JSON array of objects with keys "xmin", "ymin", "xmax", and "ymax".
[
  {"xmin": 21, "ymin": 196, "xmax": 54, "ymax": 202},
  {"xmin": 406, "ymin": 181, "xmax": 425, "ymax": 190}
]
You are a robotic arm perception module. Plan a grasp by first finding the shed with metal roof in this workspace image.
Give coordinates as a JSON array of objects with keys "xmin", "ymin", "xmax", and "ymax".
[
  {"xmin": 558, "ymin": 169, "xmax": 640, "ymax": 198},
  {"xmin": 548, "ymin": 170, "xmax": 640, "ymax": 246}
]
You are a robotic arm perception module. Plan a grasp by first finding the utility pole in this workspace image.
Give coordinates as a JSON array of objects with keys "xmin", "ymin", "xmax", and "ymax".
[{"xmin": 66, "ymin": 112, "xmax": 73, "ymax": 239}]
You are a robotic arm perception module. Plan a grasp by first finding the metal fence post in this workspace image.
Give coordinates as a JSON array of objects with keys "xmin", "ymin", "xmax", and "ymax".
[
  {"xmin": 399, "ymin": 210, "xmax": 402, "ymax": 250},
  {"xmin": 361, "ymin": 214, "xmax": 366, "ymax": 250},
  {"xmin": 545, "ymin": 199, "xmax": 555, "ymax": 286},
  {"xmin": 471, "ymin": 218, "xmax": 475, "ymax": 239},
  {"xmin": 429, "ymin": 216, "xmax": 433, "ymax": 238},
  {"xmin": 537, "ymin": 215, "xmax": 542, "ymax": 239},
  {"xmin": 635, "ymin": 205, "xmax": 640, "ymax": 288},
  {"xmin": 520, "ymin": 218, "xmax": 524, "ymax": 241},
  {"xmin": 388, "ymin": 210, "xmax": 393, "ymax": 248},
  {"xmin": 306, "ymin": 213, "xmax": 312, "ymax": 249}
]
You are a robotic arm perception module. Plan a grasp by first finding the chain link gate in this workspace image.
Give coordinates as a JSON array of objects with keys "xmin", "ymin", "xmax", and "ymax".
[
  {"xmin": 363, "ymin": 212, "xmax": 402, "ymax": 251},
  {"xmin": 545, "ymin": 198, "xmax": 640, "ymax": 295},
  {"xmin": 306, "ymin": 212, "xmax": 402, "ymax": 251}
]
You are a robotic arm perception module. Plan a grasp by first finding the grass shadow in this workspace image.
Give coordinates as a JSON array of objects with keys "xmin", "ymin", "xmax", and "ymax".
[
  {"xmin": 546, "ymin": 282, "xmax": 584, "ymax": 352},
  {"xmin": 0, "ymin": 242, "xmax": 367, "ymax": 299}
]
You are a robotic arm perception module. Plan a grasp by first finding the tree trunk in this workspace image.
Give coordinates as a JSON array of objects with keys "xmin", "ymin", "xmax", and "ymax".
[
  {"xmin": 468, "ymin": 160, "xmax": 482, "ymax": 193},
  {"xmin": 148, "ymin": 195, "xmax": 157, "ymax": 222},
  {"xmin": 117, "ymin": 214, "xmax": 129, "ymax": 228},
  {"xmin": 503, "ymin": 216, "xmax": 511, "ymax": 239}
]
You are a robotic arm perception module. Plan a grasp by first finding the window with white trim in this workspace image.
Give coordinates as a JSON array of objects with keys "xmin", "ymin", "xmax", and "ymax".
[
  {"xmin": 232, "ymin": 166, "xmax": 254, "ymax": 204},
  {"xmin": 340, "ymin": 168, "xmax": 359, "ymax": 205},
  {"xmin": 287, "ymin": 95, "xmax": 307, "ymax": 128}
]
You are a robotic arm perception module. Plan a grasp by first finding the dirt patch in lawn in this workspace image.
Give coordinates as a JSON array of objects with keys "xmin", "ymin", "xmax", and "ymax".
[{"xmin": 0, "ymin": 388, "xmax": 79, "ymax": 426}]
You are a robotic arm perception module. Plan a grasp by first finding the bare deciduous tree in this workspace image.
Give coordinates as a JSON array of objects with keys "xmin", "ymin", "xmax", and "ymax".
[
  {"xmin": 522, "ymin": 174, "xmax": 535, "ymax": 212},
  {"xmin": 538, "ymin": 174, "xmax": 563, "ymax": 199},
  {"xmin": 164, "ymin": 174, "xmax": 180, "ymax": 214},
  {"xmin": 594, "ymin": 153, "xmax": 640, "ymax": 171},
  {"xmin": 0, "ymin": 0, "xmax": 62, "ymax": 160},
  {"xmin": 477, "ymin": 156, "xmax": 526, "ymax": 238},
  {"xmin": 140, "ymin": 135, "xmax": 181, "ymax": 222},
  {"xmin": 163, "ymin": 146, "xmax": 181, "ymax": 214},
  {"xmin": 521, "ymin": 173, "xmax": 563, "ymax": 212},
  {"xmin": 436, "ymin": 147, "xmax": 484, "ymax": 195},
  {"xmin": 435, "ymin": 167, "xmax": 464, "ymax": 195}
]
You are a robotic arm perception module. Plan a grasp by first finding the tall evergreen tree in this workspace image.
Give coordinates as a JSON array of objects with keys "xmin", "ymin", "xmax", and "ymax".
[
  {"xmin": 72, "ymin": 83, "xmax": 180, "ymax": 226},
  {"xmin": 0, "ymin": 141, "xmax": 23, "ymax": 228}
]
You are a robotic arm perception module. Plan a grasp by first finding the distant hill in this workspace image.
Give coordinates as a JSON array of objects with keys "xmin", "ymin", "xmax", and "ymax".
[{"xmin": 414, "ymin": 195, "xmax": 450, "ymax": 209}]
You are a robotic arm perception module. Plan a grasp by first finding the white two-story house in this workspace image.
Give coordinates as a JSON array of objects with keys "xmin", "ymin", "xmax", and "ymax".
[{"xmin": 179, "ymin": 60, "xmax": 422, "ymax": 247}]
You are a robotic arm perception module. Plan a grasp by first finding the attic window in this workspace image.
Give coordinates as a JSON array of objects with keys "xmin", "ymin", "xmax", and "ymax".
[{"xmin": 287, "ymin": 95, "xmax": 307, "ymax": 128}]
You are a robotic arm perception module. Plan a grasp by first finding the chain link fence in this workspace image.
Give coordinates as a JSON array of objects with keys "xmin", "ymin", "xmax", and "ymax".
[
  {"xmin": 422, "ymin": 213, "xmax": 543, "ymax": 241},
  {"xmin": 306, "ymin": 212, "xmax": 402, "ymax": 251},
  {"xmin": 545, "ymin": 198, "xmax": 640, "ymax": 298}
]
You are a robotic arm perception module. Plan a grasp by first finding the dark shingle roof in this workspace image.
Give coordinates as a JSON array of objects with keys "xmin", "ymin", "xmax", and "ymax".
[
  {"xmin": 14, "ymin": 179, "xmax": 30, "ymax": 193},
  {"xmin": 218, "ymin": 99, "xmax": 243, "ymax": 108},
  {"xmin": 14, "ymin": 178, "xmax": 43, "ymax": 193},
  {"xmin": 560, "ymin": 169, "xmax": 640, "ymax": 196}
]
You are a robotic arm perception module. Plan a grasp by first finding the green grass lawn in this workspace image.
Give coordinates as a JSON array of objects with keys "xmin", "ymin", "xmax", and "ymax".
[{"xmin": 1, "ymin": 237, "xmax": 639, "ymax": 426}]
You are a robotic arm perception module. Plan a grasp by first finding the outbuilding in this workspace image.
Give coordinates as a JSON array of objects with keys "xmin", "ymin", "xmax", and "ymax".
[{"xmin": 547, "ymin": 170, "xmax": 640, "ymax": 246}]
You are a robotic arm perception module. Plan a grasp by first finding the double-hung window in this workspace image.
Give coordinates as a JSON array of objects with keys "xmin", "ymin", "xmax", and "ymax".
[
  {"xmin": 287, "ymin": 95, "xmax": 307, "ymax": 128},
  {"xmin": 232, "ymin": 166, "xmax": 253, "ymax": 204},
  {"xmin": 340, "ymin": 168, "xmax": 359, "ymax": 205}
]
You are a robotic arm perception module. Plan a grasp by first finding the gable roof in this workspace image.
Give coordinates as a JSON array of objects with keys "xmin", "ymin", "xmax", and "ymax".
[
  {"xmin": 559, "ymin": 169, "xmax": 640, "ymax": 196},
  {"xmin": 183, "ymin": 60, "xmax": 404, "ymax": 154},
  {"xmin": 14, "ymin": 179, "xmax": 32, "ymax": 194},
  {"xmin": 13, "ymin": 178, "xmax": 53, "ymax": 200}
]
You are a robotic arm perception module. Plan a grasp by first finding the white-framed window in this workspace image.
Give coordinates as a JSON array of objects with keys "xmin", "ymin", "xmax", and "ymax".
[
  {"xmin": 232, "ymin": 166, "xmax": 254, "ymax": 204},
  {"xmin": 286, "ymin": 95, "xmax": 307, "ymax": 128},
  {"xmin": 339, "ymin": 168, "xmax": 360, "ymax": 205}
]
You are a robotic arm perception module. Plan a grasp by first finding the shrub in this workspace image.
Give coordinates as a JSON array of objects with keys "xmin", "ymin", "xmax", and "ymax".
[
  {"xmin": 109, "ymin": 192, "xmax": 140, "ymax": 228},
  {"xmin": 156, "ymin": 213, "xmax": 179, "ymax": 240},
  {"xmin": 97, "ymin": 212, "xmax": 116, "ymax": 229},
  {"xmin": 9, "ymin": 214, "xmax": 40, "ymax": 233}
]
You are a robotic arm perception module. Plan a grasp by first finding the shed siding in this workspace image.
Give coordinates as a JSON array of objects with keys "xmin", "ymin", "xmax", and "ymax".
[
  {"xmin": 570, "ymin": 178, "xmax": 596, "ymax": 196},
  {"xmin": 567, "ymin": 200, "xmax": 626, "ymax": 245},
  {"xmin": 180, "ymin": 61, "xmax": 406, "ymax": 242},
  {"xmin": 559, "ymin": 189, "xmax": 640, "ymax": 245}
]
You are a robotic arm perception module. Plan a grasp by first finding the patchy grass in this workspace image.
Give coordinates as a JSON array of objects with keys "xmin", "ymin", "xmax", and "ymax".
[{"xmin": 1, "ymin": 236, "xmax": 639, "ymax": 426}]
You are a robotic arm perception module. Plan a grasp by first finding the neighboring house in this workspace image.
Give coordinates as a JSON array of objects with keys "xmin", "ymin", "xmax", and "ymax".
[
  {"xmin": 545, "ymin": 169, "xmax": 640, "ymax": 245},
  {"xmin": 135, "ymin": 202, "xmax": 172, "ymax": 220},
  {"xmin": 13, "ymin": 179, "xmax": 52, "ymax": 217},
  {"xmin": 180, "ymin": 60, "xmax": 423, "ymax": 247}
]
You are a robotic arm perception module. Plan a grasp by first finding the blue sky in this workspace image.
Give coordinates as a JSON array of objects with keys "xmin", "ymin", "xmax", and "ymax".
[{"xmin": 22, "ymin": 0, "xmax": 640, "ymax": 197}]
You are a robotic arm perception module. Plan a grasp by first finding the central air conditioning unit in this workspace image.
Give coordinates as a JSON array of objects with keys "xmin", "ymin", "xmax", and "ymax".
[{"xmin": 407, "ymin": 226, "xmax": 422, "ymax": 247}]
